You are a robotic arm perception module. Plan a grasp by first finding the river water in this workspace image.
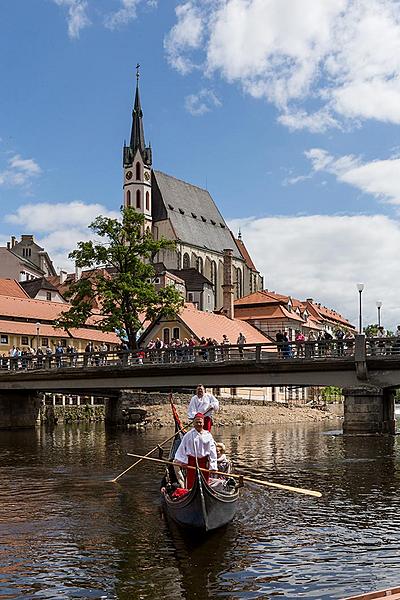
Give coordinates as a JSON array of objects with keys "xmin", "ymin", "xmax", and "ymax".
[{"xmin": 1, "ymin": 418, "xmax": 400, "ymax": 599}]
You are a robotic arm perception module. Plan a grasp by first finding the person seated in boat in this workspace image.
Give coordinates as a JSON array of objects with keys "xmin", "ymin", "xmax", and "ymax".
[
  {"xmin": 216, "ymin": 442, "xmax": 231, "ymax": 475},
  {"xmin": 188, "ymin": 384, "xmax": 219, "ymax": 431},
  {"xmin": 173, "ymin": 412, "xmax": 217, "ymax": 489}
]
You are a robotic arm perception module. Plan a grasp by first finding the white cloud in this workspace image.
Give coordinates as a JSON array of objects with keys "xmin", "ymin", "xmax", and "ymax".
[
  {"xmin": 0, "ymin": 154, "xmax": 42, "ymax": 188},
  {"xmin": 5, "ymin": 201, "xmax": 119, "ymax": 233},
  {"xmin": 104, "ymin": 0, "xmax": 139, "ymax": 29},
  {"xmin": 53, "ymin": 0, "xmax": 91, "ymax": 38},
  {"xmin": 229, "ymin": 214, "xmax": 400, "ymax": 331},
  {"xmin": 305, "ymin": 148, "xmax": 400, "ymax": 205},
  {"xmin": 184, "ymin": 88, "xmax": 221, "ymax": 116},
  {"xmin": 165, "ymin": 2, "xmax": 204, "ymax": 74},
  {"xmin": 5, "ymin": 201, "xmax": 120, "ymax": 272},
  {"xmin": 166, "ymin": 0, "xmax": 400, "ymax": 130}
]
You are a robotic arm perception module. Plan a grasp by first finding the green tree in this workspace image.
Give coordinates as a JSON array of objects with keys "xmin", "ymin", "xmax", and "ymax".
[
  {"xmin": 363, "ymin": 324, "xmax": 379, "ymax": 337},
  {"xmin": 56, "ymin": 207, "xmax": 184, "ymax": 349}
]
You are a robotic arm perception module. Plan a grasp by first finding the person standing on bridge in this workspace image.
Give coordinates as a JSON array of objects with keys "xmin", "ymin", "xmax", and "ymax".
[{"xmin": 188, "ymin": 384, "xmax": 219, "ymax": 431}]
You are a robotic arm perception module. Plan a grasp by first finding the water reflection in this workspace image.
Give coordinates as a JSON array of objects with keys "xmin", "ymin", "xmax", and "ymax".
[{"xmin": 1, "ymin": 422, "xmax": 400, "ymax": 598}]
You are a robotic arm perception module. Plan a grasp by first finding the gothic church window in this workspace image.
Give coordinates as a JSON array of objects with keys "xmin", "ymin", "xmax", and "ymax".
[
  {"xmin": 183, "ymin": 253, "xmax": 190, "ymax": 269},
  {"xmin": 126, "ymin": 190, "xmax": 131, "ymax": 207},
  {"xmin": 196, "ymin": 257, "xmax": 203, "ymax": 274},
  {"xmin": 136, "ymin": 190, "xmax": 141, "ymax": 209},
  {"xmin": 210, "ymin": 261, "xmax": 217, "ymax": 289},
  {"xmin": 136, "ymin": 162, "xmax": 141, "ymax": 180},
  {"xmin": 236, "ymin": 268, "xmax": 242, "ymax": 298},
  {"xmin": 146, "ymin": 191, "xmax": 150, "ymax": 211}
]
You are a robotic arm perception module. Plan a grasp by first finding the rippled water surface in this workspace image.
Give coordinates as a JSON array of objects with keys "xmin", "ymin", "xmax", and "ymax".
[{"xmin": 1, "ymin": 419, "xmax": 400, "ymax": 599}]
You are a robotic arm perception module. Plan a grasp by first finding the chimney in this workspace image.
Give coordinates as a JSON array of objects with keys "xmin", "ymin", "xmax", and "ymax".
[
  {"xmin": 11, "ymin": 236, "xmax": 16, "ymax": 248},
  {"xmin": 222, "ymin": 248, "xmax": 234, "ymax": 320},
  {"xmin": 75, "ymin": 265, "xmax": 82, "ymax": 282},
  {"xmin": 306, "ymin": 298, "xmax": 313, "ymax": 303},
  {"xmin": 59, "ymin": 270, "xmax": 67, "ymax": 284},
  {"xmin": 6, "ymin": 242, "xmax": 10, "ymax": 250}
]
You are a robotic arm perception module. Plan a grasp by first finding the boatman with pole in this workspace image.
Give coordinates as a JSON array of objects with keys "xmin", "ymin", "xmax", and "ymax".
[
  {"xmin": 174, "ymin": 412, "xmax": 218, "ymax": 489},
  {"xmin": 188, "ymin": 384, "xmax": 219, "ymax": 431}
]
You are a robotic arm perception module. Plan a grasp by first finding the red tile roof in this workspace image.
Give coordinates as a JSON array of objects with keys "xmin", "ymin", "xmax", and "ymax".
[
  {"xmin": 177, "ymin": 304, "xmax": 270, "ymax": 343},
  {"xmin": 234, "ymin": 238, "xmax": 257, "ymax": 271},
  {"xmin": 0, "ymin": 279, "xmax": 29, "ymax": 298}
]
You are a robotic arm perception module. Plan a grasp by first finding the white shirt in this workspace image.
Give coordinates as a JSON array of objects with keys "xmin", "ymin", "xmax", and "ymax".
[
  {"xmin": 174, "ymin": 428, "xmax": 217, "ymax": 471},
  {"xmin": 188, "ymin": 393, "xmax": 219, "ymax": 419}
]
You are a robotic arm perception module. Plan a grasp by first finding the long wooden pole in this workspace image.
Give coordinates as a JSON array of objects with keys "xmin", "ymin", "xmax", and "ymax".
[{"xmin": 126, "ymin": 452, "xmax": 322, "ymax": 498}]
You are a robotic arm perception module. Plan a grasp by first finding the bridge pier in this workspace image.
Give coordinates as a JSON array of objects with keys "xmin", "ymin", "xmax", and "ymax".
[
  {"xmin": 0, "ymin": 391, "xmax": 41, "ymax": 429},
  {"xmin": 104, "ymin": 395, "xmax": 124, "ymax": 425},
  {"xmin": 343, "ymin": 386, "xmax": 396, "ymax": 434}
]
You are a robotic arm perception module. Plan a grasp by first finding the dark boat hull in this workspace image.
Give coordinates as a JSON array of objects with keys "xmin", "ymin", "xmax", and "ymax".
[{"xmin": 161, "ymin": 471, "xmax": 238, "ymax": 531}]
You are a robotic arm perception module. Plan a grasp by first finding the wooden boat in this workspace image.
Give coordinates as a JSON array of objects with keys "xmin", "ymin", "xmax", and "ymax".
[
  {"xmin": 160, "ymin": 399, "xmax": 240, "ymax": 531},
  {"xmin": 161, "ymin": 464, "xmax": 239, "ymax": 531},
  {"xmin": 343, "ymin": 586, "xmax": 400, "ymax": 599}
]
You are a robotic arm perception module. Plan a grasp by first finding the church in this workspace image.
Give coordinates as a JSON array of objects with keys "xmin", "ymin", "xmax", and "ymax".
[{"xmin": 122, "ymin": 69, "xmax": 263, "ymax": 311}]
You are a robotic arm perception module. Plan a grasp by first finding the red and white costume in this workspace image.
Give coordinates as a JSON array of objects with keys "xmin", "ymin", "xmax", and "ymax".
[
  {"xmin": 174, "ymin": 428, "xmax": 218, "ymax": 488},
  {"xmin": 188, "ymin": 393, "xmax": 219, "ymax": 431}
]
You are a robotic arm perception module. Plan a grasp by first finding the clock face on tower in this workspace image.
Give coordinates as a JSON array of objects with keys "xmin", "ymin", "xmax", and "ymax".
[
  {"xmin": 144, "ymin": 171, "xmax": 150, "ymax": 181},
  {"xmin": 126, "ymin": 170, "xmax": 133, "ymax": 180}
]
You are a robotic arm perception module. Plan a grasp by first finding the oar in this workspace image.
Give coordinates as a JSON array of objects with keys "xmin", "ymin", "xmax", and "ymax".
[
  {"xmin": 126, "ymin": 453, "xmax": 322, "ymax": 498},
  {"xmin": 110, "ymin": 404, "xmax": 212, "ymax": 483}
]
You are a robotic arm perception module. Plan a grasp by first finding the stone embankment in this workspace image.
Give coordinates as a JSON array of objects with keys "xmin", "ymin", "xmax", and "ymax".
[{"xmin": 133, "ymin": 402, "xmax": 342, "ymax": 428}]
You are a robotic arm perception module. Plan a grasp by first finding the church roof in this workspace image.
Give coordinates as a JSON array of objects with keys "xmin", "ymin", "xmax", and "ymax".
[{"xmin": 152, "ymin": 171, "xmax": 242, "ymax": 259}]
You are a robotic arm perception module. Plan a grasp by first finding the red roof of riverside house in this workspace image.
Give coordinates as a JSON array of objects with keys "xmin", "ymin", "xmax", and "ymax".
[
  {"xmin": 0, "ymin": 279, "xmax": 30, "ymax": 299},
  {"xmin": 176, "ymin": 304, "xmax": 270, "ymax": 344},
  {"xmin": 0, "ymin": 320, "xmax": 119, "ymax": 344},
  {"xmin": 234, "ymin": 290, "xmax": 354, "ymax": 330},
  {"xmin": 234, "ymin": 238, "xmax": 257, "ymax": 271}
]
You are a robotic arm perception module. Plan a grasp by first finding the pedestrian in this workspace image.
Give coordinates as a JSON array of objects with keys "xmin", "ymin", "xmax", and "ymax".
[
  {"xmin": 237, "ymin": 332, "xmax": 246, "ymax": 358},
  {"xmin": 188, "ymin": 384, "xmax": 219, "ymax": 431}
]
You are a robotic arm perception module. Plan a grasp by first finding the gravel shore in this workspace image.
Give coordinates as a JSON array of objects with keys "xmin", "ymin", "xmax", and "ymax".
[{"xmin": 138, "ymin": 402, "xmax": 342, "ymax": 427}]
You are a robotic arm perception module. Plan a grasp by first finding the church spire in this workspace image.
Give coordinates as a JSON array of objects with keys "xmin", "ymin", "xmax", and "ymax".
[
  {"xmin": 130, "ymin": 64, "xmax": 145, "ymax": 155},
  {"xmin": 124, "ymin": 64, "xmax": 152, "ymax": 167}
]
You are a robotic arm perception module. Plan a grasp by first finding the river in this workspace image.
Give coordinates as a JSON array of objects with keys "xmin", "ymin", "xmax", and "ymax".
[{"xmin": 1, "ymin": 418, "xmax": 400, "ymax": 599}]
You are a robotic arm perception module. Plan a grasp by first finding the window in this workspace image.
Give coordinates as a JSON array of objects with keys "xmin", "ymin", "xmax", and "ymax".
[
  {"xmin": 21, "ymin": 336, "xmax": 29, "ymax": 346},
  {"xmin": 168, "ymin": 204, "xmax": 174, "ymax": 210},
  {"xmin": 188, "ymin": 293, "xmax": 194, "ymax": 302},
  {"xmin": 210, "ymin": 261, "xmax": 217, "ymax": 289},
  {"xmin": 191, "ymin": 212, "xmax": 197, "ymax": 218},
  {"xmin": 126, "ymin": 190, "xmax": 131, "ymax": 207},
  {"xmin": 173, "ymin": 327, "xmax": 179, "ymax": 339},
  {"xmin": 183, "ymin": 253, "xmax": 190, "ymax": 269},
  {"xmin": 46, "ymin": 292, "xmax": 52, "ymax": 301},
  {"xmin": 41, "ymin": 338, "xmax": 49, "ymax": 347},
  {"xmin": 146, "ymin": 191, "xmax": 150, "ymax": 211},
  {"xmin": 60, "ymin": 339, "xmax": 67, "ymax": 347},
  {"xmin": 179, "ymin": 208, "xmax": 185, "ymax": 214},
  {"xmin": 196, "ymin": 256, "xmax": 203, "ymax": 274},
  {"xmin": 0, "ymin": 335, "xmax": 8, "ymax": 344},
  {"xmin": 236, "ymin": 268, "xmax": 242, "ymax": 298},
  {"xmin": 163, "ymin": 328, "xmax": 170, "ymax": 345},
  {"xmin": 201, "ymin": 216, "xmax": 207, "ymax": 222},
  {"xmin": 136, "ymin": 161, "xmax": 141, "ymax": 180},
  {"xmin": 136, "ymin": 190, "xmax": 141, "ymax": 209}
]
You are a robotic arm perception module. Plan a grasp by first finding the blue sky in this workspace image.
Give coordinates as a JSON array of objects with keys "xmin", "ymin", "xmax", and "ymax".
[{"xmin": 2, "ymin": 0, "xmax": 400, "ymax": 329}]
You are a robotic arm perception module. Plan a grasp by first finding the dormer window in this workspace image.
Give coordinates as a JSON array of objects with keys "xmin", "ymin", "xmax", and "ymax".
[
  {"xmin": 168, "ymin": 204, "xmax": 174, "ymax": 210},
  {"xmin": 220, "ymin": 223, "xmax": 225, "ymax": 228},
  {"xmin": 191, "ymin": 212, "xmax": 197, "ymax": 219},
  {"xmin": 179, "ymin": 208, "xmax": 185, "ymax": 215},
  {"xmin": 201, "ymin": 216, "xmax": 207, "ymax": 222},
  {"xmin": 210, "ymin": 220, "xmax": 216, "ymax": 225}
]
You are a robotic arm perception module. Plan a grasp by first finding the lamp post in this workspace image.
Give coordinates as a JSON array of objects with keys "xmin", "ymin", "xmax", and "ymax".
[
  {"xmin": 36, "ymin": 322, "xmax": 40, "ymax": 350},
  {"xmin": 356, "ymin": 284, "xmax": 364, "ymax": 334},
  {"xmin": 376, "ymin": 301, "xmax": 382, "ymax": 328}
]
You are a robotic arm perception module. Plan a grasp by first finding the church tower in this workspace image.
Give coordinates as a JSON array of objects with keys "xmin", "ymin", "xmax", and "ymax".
[{"xmin": 123, "ymin": 65, "xmax": 152, "ymax": 231}]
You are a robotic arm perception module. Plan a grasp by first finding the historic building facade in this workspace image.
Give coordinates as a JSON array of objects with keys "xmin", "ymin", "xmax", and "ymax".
[{"xmin": 122, "ymin": 71, "xmax": 263, "ymax": 310}]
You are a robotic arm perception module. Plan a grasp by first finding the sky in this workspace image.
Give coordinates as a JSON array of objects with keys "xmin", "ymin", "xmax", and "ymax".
[{"xmin": 1, "ymin": 0, "xmax": 400, "ymax": 330}]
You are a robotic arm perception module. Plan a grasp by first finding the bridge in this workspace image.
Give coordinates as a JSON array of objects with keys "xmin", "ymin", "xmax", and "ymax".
[{"xmin": 1, "ymin": 335, "xmax": 399, "ymax": 433}]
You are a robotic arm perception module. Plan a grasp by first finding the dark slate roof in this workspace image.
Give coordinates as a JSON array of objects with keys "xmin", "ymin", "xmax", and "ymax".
[
  {"xmin": 169, "ymin": 268, "xmax": 213, "ymax": 291},
  {"xmin": 20, "ymin": 277, "xmax": 60, "ymax": 299},
  {"xmin": 152, "ymin": 171, "xmax": 241, "ymax": 259}
]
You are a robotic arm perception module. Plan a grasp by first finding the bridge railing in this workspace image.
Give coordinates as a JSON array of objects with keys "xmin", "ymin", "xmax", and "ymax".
[
  {"xmin": 365, "ymin": 337, "xmax": 400, "ymax": 357},
  {"xmin": 0, "ymin": 338, "xmax": 356, "ymax": 372}
]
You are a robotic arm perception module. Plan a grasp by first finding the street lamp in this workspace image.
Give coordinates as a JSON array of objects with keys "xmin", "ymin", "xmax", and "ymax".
[
  {"xmin": 376, "ymin": 301, "xmax": 382, "ymax": 328},
  {"xmin": 356, "ymin": 284, "xmax": 364, "ymax": 334},
  {"xmin": 36, "ymin": 322, "xmax": 40, "ymax": 350}
]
